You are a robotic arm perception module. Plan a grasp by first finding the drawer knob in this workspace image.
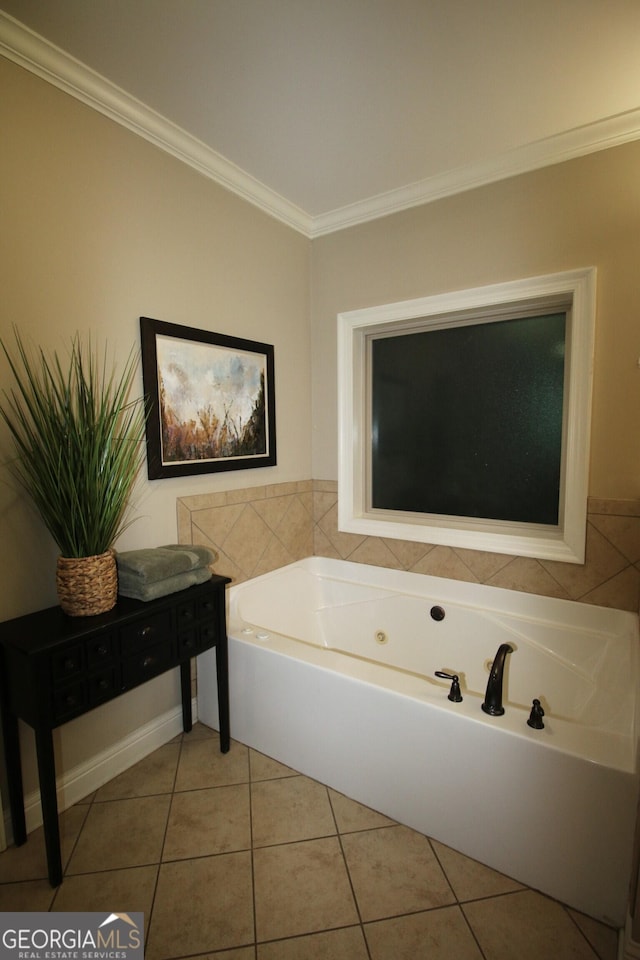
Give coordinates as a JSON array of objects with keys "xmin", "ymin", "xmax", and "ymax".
[
  {"xmin": 142, "ymin": 654, "xmax": 156, "ymax": 668},
  {"xmin": 97, "ymin": 644, "xmax": 108, "ymax": 657},
  {"xmin": 98, "ymin": 678, "xmax": 109, "ymax": 690},
  {"xmin": 64, "ymin": 658, "xmax": 76, "ymax": 671},
  {"xmin": 140, "ymin": 625, "xmax": 154, "ymax": 639}
]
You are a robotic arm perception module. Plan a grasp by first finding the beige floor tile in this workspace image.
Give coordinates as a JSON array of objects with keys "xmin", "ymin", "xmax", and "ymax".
[
  {"xmin": 258, "ymin": 926, "xmax": 369, "ymax": 959},
  {"xmin": 76, "ymin": 791, "xmax": 96, "ymax": 804},
  {"xmin": 249, "ymin": 748, "xmax": 297, "ymax": 781},
  {"xmin": 0, "ymin": 804, "xmax": 89, "ymax": 883},
  {"xmin": 463, "ymin": 890, "xmax": 601, "ymax": 960},
  {"xmin": 0, "ymin": 878, "xmax": 56, "ymax": 911},
  {"xmin": 187, "ymin": 721, "xmax": 219, "ymax": 740},
  {"xmin": 51, "ymin": 864, "xmax": 158, "ymax": 915},
  {"xmin": 567, "ymin": 909, "xmax": 618, "ymax": 960},
  {"xmin": 175, "ymin": 737, "xmax": 249, "ymax": 791},
  {"xmin": 162, "ymin": 784, "xmax": 251, "ymax": 860},
  {"xmin": 66, "ymin": 795, "xmax": 170, "ymax": 874},
  {"xmin": 328, "ymin": 789, "xmax": 395, "ymax": 833},
  {"xmin": 94, "ymin": 743, "xmax": 180, "ymax": 801},
  {"xmin": 341, "ymin": 825, "xmax": 455, "ymax": 922},
  {"xmin": 146, "ymin": 852, "xmax": 254, "ymax": 960},
  {"xmin": 431, "ymin": 839, "xmax": 525, "ymax": 901},
  {"xmin": 365, "ymin": 906, "xmax": 484, "ymax": 960},
  {"xmin": 195, "ymin": 950, "xmax": 255, "ymax": 960},
  {"xmin": 0, "ymin": 728, "xmax": 607, "ymax": 960},
  {"xmin": 254, "ymin": 837, "xmax": 359, "ymax": 942},
  {"xmin": 251, "ymin": 775, "xmax": 335, "ymax": 846}
]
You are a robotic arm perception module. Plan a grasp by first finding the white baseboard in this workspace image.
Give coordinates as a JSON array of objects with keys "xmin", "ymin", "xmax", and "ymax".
[{"xmin": 3, "ymin": 698, "xmax": 198, "ymax": 846}]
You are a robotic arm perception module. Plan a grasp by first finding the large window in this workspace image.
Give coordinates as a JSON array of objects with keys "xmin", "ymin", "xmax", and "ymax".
[{"xmin": 338, "ymin": 269, "xmax": 596, "ymax": 563}]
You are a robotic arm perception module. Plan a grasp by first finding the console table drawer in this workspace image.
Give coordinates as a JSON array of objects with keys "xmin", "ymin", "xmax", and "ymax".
[
  {"xmin": 51, "ymin": 645, "xmax": 84, "ymax": 684},
  {"xmin": 199, "ymin": 621, "xmax": 218, "ymax": 649},
  {"xmin": 120, "ymin": 612, "xmax": 170, "ymax": 652},
  {"xmin": 178, "ymin": 630, "xmax": 198, "ymax": 657},
  {"xmin": 89, "ymin": 666, "xmax": 119, "ymax": 705},
  {"xmin": 197, "ymin": 596, "xmax": 218, "ymax": 619},
  {"xmin": 86, "ymin": 633, "xmax": 115, "ymax": 666},
  {"xmin": 122, "ymin": 639, "xmax": 174, "ymax": 687},
  {"xmin": 177, "ymin": 599, "xmax": 197, "ymax": 629},
  {"xmin": 53, "ymin": 681, "xmax": 87, "ymax": 723}
]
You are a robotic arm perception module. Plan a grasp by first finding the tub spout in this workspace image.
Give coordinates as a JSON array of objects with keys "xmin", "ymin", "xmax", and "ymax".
[{"xmin": 481, "ymin": 643, "xmax": 513, "ymax": 716}]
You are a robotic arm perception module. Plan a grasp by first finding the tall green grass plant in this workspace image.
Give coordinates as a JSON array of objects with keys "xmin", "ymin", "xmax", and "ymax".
[{"xmin": 0, "ymin": 330, "xmax": 147, "ymax": 558}]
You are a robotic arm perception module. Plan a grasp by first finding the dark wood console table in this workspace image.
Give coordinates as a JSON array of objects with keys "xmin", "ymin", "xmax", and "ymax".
[{"xmin": 0, "ymin": 574, "xmax": 231, "ymax": 886}]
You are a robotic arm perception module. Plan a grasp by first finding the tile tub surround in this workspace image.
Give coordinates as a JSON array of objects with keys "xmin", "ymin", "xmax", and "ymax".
[
  {"xmin": 0, "ymin": 724, "xmax": 619, "ymax": 960},
  {"xmin": 178, "ymin": 481, "xmax": 640, "ymax": 612}
]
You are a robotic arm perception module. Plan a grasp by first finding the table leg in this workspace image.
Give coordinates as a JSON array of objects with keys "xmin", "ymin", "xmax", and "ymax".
[
  {"xmin": 34, "ymin": 726, "xmax": 62, "ymax": 887},
  {"xmin": 216, "ymin": 633, "xmax": 230, "ymax": 753},
  {"xmin": 180, "ymin": 661, "xmax": 193, "ymax": 733},
  {"xmin": 0, "ymin": 709, "xmax": 26, "ymax": 846}
]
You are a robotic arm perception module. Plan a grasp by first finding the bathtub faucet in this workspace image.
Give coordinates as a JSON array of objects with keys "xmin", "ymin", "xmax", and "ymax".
[{"xmin": 481, "ymin": 643, "xmax": 513, "ymax": 716}]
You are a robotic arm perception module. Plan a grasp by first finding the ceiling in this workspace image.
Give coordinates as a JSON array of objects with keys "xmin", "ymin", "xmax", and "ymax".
[{"xmin": 2, "ymin": 0, "xmax": 640, "ymax": 236}]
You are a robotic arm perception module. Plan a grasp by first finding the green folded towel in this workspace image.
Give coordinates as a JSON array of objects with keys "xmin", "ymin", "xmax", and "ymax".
[
  {"xmin": 115, "ymin": 544, "xmax": 217, "ymax": 584},
  {"xmin": 117, "ymin": 565, "xmax": 213, "ymax": 601}
]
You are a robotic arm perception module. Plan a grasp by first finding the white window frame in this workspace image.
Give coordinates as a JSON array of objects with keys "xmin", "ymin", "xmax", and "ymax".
[{"xmin": 337, "ymin": 268, "xmax": 596, "ymax": 564}]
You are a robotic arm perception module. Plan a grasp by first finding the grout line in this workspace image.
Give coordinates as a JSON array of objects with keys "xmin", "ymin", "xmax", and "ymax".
[
  {"xmin": 144, "ymin": 730, "xmax": 185, "ymax": 949},
  {"xmin": 248, "ymin": 747, "xmax": 259, "ymax": 953},
  {"xmin": 564, "ymin": 905, "xmax": 606, "ymax": 960},
  {"xmin": 326, "ymin": 785, "xmax": 374, "ymax": 960}
]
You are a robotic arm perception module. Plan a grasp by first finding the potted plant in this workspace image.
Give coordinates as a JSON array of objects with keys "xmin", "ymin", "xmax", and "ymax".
[{"xmin": 0, "ymin": 329, "xmax": 147, "ymax": 616}]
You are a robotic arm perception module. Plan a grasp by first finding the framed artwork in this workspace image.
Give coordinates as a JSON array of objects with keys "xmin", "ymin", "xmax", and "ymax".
[{"xmin": 140, "ymin": 316, "xmax": 276, "ymax": 479}]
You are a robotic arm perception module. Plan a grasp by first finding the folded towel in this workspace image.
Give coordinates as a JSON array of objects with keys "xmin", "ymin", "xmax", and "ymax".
[
  {"xmin": 117, "ymin": 565, "xmax": 213, "ymax": 602},
  {"xmin": 115, "ymin": 544, "xmax": 217, "ymax": 584}
]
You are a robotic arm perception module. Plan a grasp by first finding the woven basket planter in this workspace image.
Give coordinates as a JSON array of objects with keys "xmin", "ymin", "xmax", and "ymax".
[{"xmin": 56, "ymin": 549, "xmax": 118, "ymax": 617}]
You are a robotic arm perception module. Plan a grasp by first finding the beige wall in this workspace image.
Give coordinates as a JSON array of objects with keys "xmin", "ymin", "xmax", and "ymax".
[
  {"xmin": 310, "ymin": 141, "xmax": 640, "ymax": 499},
  {"xmin": 0, "ymin": 58, "xmax": 311, "ymax": 797}
]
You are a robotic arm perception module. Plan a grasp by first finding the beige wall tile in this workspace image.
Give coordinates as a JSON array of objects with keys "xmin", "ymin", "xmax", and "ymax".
[
  {"xmin": 253, "ymin": 495, "xmax": 293, "ymax": 531},
  {"xmin": 410, "ymin": 546, "xmax": 479, "ymax": 583},
  {"xmin": 382, "ymin": 538, "xmax": 433, "ymax": 569},
  {"xmin": 589, "ymin": 498, "xmax": 640, "ymax": 517},
  {"xmin": 348, "ymin": 538, "xmax": 404, "ymax": 569},
  {"xmin": 222, "ymin": 505, "xmax": 273, "ymax": 579},
  {"xmin": 194, "ymin": 503, "xmax": 245, "ymax": 544},
  {"xmin": 181, "ymin": 483, "xmax": 640, "ymax": 611},
  {"xmin": 275, "ymin": 496, "xmax": 315, "ymax": 558},
  {"xmin": 541, "ymin": 524, "xmax": 628, "ymax": 599},
  {"xmin": 487, "ymin": 558, "xmax": 569, "ymax": 599},
  {"xmin": 313, "ymin": 493, "xmax": 339, "ymax": 524},
  {"xmin": 253, "ymin": 537, "xmax": 297, "ymax": 577},
  {"xmin": 579, "ymin": 566, "xmax": 640, "ymax": 611},
  {"xmin": 589, "ymin": 514, "xmax": 640, "ymax": 564}
]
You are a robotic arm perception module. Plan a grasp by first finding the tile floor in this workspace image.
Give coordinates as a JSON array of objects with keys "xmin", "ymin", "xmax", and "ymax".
[{"xmin": 0, "ymin": 723, "xmax": 619, "ymax": 960}]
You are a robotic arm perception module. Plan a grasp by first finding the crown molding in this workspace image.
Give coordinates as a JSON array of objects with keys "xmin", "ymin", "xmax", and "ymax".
[
  {"xmin": 0, "ymin": 11, "xmax": 312, "ymax": 237},
  {"xmin": 310, "ymin": 107, "xmax": 640, "ymax": 237},
  {"xmin": 3, "ymin": 10, "xmax": 640, "ymax": 240}
]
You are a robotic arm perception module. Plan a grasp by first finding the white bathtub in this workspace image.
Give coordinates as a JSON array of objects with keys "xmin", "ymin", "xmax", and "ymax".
[{"xmin": 198, "ymin": 557, "xmax": 640, "ymax": 926}]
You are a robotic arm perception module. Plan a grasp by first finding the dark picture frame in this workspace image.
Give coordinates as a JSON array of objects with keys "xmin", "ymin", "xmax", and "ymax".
[{"xmin": 140, "ymin": 316, "xmax": 276, "ymax": 479}]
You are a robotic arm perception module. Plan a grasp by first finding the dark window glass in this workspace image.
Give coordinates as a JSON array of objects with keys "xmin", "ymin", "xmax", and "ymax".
[{"xmin": 371, "ymin": 313, "xmax": 566, "ymax": 525}]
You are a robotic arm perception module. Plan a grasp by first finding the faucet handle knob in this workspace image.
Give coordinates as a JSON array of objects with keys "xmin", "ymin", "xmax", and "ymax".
[
  {"xmin": 527, "ymin": 698, "xmax": 545, "ymax": 729},
  {"xmin": 435, "ymin": 670, "xmax": 463, "ymax": 702}
]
